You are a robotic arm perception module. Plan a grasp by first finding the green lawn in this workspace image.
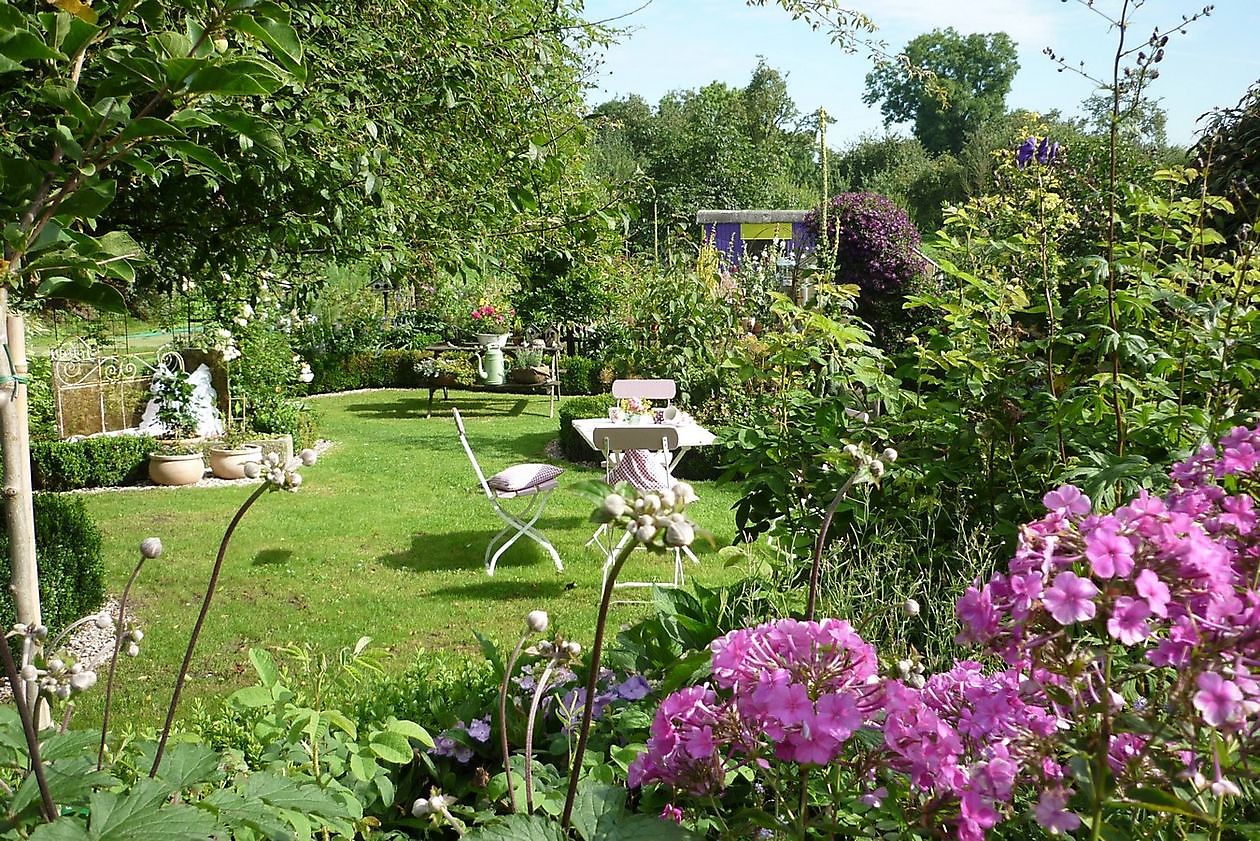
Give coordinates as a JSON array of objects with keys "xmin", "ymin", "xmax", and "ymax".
[{"xmin": 75, "ymin": 389, "xmax": 746, "ymax": 729}]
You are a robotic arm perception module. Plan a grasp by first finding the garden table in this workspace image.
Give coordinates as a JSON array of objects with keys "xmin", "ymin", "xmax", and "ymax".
[
  {"xmin": 423, "ymin": 343, "xmax": 561, "ymax": 418},
  {"xmin": 570, "ymin": 417, "xmax": 716, "ymax": 472}
]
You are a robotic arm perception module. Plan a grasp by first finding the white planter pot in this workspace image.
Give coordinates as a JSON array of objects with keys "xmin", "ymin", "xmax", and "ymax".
[
  {"xmin": 148, "ymin": 452, "xmax": 206, "ymax": 486},
  {"xmin": 208, "ymin": 445, "xmax": 263, "ymax": 479},
  {"xmin": 475, "ymin": 332, "xmax": 510, "ymax": 348}
]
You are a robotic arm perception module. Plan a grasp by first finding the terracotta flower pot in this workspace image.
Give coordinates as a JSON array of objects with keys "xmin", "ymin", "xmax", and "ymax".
[
  {"xmin": 148, "ymin": 452, "xmax": 206, "ymax": 486},
  {"xmin": 208, "ymin": 444, "xmax": 262, "ymax": 480}
]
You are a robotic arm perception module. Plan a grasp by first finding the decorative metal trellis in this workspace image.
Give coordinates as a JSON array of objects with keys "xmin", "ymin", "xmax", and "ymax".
[{"xmin": 49, "ymin": 339, "xmax": 185, "ymax": 439}]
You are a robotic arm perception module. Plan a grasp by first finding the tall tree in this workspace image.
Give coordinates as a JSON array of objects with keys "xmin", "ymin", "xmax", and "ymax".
[{"xmin": 863, "ymin": 27, "xmax": 1019, "ymax": 155}]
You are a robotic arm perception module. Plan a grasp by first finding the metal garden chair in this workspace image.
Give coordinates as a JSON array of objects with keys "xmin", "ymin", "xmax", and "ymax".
[
  {"xmin": 611, "ymin": 378, "xmax": 676, "ymax": 405},
  {"xmin": 453, "ymin": 408, "xmax": 564, "ymax": 576}
]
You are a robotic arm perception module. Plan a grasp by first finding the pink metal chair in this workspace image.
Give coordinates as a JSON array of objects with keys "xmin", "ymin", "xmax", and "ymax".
[
  {"xmin": 453, "ymin": 408, "xmax": 564, "ymax": 575},
  {"xmin": 611, "ymin": 378, "xmax": 676, "ymax": 405},
  {"xmin": 589, "ymin": 425, "xmax": 687, "ymax": 597}
]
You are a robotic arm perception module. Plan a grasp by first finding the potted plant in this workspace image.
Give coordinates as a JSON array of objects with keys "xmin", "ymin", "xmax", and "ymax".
[
  {"xmin": 509, "ymin": 348, "xmax": 550, "ymax": 385},
  {"xmin": 207, "ymin": 426, "xmax": 263, "ymax": 480},
  {"xmin": 147, "ymin": 367, "xmax": 207, "ymax": 486},
  {"xmin": 469, "ymin": 301, "xmax": 515, "ymax": 347}
]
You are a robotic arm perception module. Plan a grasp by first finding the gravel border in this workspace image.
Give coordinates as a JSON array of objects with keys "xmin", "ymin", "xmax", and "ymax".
[{"xmin": 0, "ymin": 596, "xmax": 138, "ymax": 702}]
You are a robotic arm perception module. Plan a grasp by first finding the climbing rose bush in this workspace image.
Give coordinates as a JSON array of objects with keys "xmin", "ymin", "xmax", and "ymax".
[{"xmin": 630, "ymin": 424, "xmax": 1260, "ymax": 838}]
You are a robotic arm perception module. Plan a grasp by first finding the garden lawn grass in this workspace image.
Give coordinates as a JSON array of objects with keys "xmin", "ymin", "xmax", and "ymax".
[{"xmin": 73, "ymin": 389, "xmax": 746, "ymax": 730}]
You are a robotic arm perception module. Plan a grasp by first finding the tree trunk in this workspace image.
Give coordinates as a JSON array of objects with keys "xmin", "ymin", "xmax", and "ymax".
[{"xmin": 0, "ymin": 290, "xmax": 41, "ymax": 631}]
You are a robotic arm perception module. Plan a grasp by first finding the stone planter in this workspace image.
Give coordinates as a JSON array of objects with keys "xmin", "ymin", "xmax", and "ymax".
[
  {"xmin": 148, "ymin": 452, "xmax": 206, "ymax": 486},
  {"xmin": 208, "ymin": 444, "xmax": 263, "ymax": 480}
]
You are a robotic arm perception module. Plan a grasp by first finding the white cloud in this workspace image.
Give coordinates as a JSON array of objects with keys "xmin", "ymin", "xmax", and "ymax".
[{"xmin": 872, "ymin": 0, "xmax": 1059, "ymax": 47}]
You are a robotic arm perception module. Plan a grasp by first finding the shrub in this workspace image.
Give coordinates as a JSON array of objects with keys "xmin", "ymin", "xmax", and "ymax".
[
  {"xmin": 249, "ymin": 397, "xmax": 319, "ymax": 450},
  {"xmin": 30, "ymin": 435, "xmax": 155, "ymax": 491},
  {"xmin": 307, "ymin": 349, "xmax": 447, "ymax": 393},
  {"xmin": 557, "ymin": 394, "xmax": 616, "ymax": 462},
  {"xmin": 26, "ymin": 357, "xmax": 56, "ymax": 442},
  {"xmin": 560, "ymin": 354, "xmax": 603, "ymax": 396},
  {"xmin": 0, "ymin": 493, "xmax": 105, "ymax": 633},
  {"xmin": 350, "ymin": 649, "xmax": 497, "ymax": 732}
]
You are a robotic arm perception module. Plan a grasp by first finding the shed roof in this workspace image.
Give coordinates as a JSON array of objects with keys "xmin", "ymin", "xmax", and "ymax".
[{"xmin": 695, "ymin": 209, "xmax": 810, "ymax": 224}]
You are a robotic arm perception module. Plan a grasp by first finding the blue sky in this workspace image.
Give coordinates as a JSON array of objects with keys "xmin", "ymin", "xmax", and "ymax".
[{"xmin": 581, "ymin": 0, "xmax": 1259, "ymax": 148}]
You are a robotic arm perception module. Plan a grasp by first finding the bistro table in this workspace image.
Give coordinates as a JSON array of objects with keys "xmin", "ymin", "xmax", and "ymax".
[{"xmin": 570, "ymin": 417, "xmax": 717, "ymax": 471}]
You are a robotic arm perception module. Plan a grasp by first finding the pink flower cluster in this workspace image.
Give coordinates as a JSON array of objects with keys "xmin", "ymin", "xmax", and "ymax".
[
  {"xmin": 630, "ymin": 425, "xmax": 1260, "ymax": 838},
  {"xmin": 882, "ymin": 662, "xmax": 1066, "ymax": 840},
  {"xmin": 470, "ymin": 303, "xmax": 512, "ymax": 330},
  {"xmin": 628, "ymin": 619, "xmax": 881, "ymax": 793}
]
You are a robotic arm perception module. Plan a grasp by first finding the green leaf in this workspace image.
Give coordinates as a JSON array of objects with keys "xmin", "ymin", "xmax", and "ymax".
[
  {"xmin": 571, "ymin": 781, "xmax": 626, "ymax": 841},
  {"xmin": 0, "ymin": 30, "xmax": 67, "ymax": 64},
  {"xmin": 147, "ymin": 742, "xmax": 222, "ymax": 790},
  {"xmin": 228, "ymin": 685, "xmax": 272, "ymax": 708},
  {"xmin": 472, "ymin": 629, "xmax": 503, "ymax": 677},
  {"xmin": 89, "ymin": 779, "xmax": 219, "ymax": 841},
  {"xmin": 199, "ymin": 788, "xmax": 295, "ymax": 841},
  {"xmin": 205, "ymin": 107, "xmax": 284, "ymax": 155},
  {"xmin": 384, "ymin": 717, "xmax": 431, "ymax": 746},
  {"xmin": 241, "ymin": 771, "xmax": 349, "ymax": 819},
  {"xmin": 165, "ymin": 140, "xmax": 237, "ymax": 182},
  {"xmin": 1116, "ymin": 788, "xmax": 1215, "ymax": 822},
  {"xmin": 248, "ymin": 647, "xmax": 279, "ymax": 687},
  {"xmin": 227, "ymin": 13, "xmax": 305, "ymax": 81},
  {"xmin": 29, "ymin": 820, "xmax": 92, "ymax": 841},
  {"xmin": 368, "ymin": 730, "xmax": 413, "ymax": 764},
  {"xmin": 465, "ymin": 814, "xmax": 567, "ymax": 841},
  {"xmin": 116, "ymin": 117, "xmax": 183, "ymax": 145},
  {"xmin": 600, "ymin": 814, "xmax": 698, "ymax": 840}
]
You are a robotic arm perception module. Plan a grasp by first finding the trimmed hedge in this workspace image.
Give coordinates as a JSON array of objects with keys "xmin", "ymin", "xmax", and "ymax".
[
  {"xmin": 559, "ymin": 354, "xmax": 604, "ymax": 396},
  {"xmin": 557, "ymin": 395, "xmax": 617, "ymax": 462},
  {"xmin": 31, "ymin": 435, "xmax": 155, "ymax": 491},
  {"xmin": 0, "ymin": 493, "xmax": 105, "ymax": 633},
  {"xmin": 308, "ymin": 350, "xmax": 434, "ymax": 394}
]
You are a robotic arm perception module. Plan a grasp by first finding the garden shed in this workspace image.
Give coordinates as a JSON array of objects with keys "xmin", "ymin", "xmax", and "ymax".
[{"xmin": 696, "ymin": 209, "xmax": 815, "ymax": 265}]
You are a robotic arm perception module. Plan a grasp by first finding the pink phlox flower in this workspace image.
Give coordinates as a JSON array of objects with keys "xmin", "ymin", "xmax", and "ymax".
[
  {"xmin": 1193, "ymin": 672, "xmax": 1244, "ymax": 728},
  {"xmin": 1107, "ymin": 596, "xmax": 1152, "ymax": 645},
  {"xmin": 1107, "ymin": 733, "xmax": 1148, "ymax": 774},
  {"xmin": 814, "ymin": 691, "xmax": 861, "ymax": 742},
  {"xmin": 1034, "ymin": 787, "xmax": 1081, "ymax": 834},
  {"xmin": 1083, "ymin": 520, "xmax": 1134, "ymax": 578},
  {"xmin": 1147, "ymin": 617, "xmax": 1198, "ymax": 668},
  {"xmin": 956, "ymin": 585, "xmax": 1000, "ymax": 643},
  {"xmin": 1043, "ymin": 484, "xmax": 1091, "ymax": 517},
  {"xmin": 1218, "ymin": 439, "xmax": 1260, "ymax": 477},
  {"xmin": 660, "ymin": 804, "xmax": 683, "ymax": 824},
  {"xmin": 1041, "ymin": 571, "xmax": 1100, "ymax": 626},
  {"xmin": 1134, "ymin": 568, "xmax": 1170, "ymax": 617},
  {"xmin": 1219, "ymin": 495, "xmax": 1256, "ymax": 535}
]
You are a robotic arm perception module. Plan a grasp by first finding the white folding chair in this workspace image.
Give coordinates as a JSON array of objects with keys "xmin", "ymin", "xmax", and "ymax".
[
  {"xmin": 588, "ymin": 425, "xmax": 690, "ymax": 598},
  {"xmin": 453, "ymin": 408, "xmax": 564, "ymax": 576},
  {"xmin": 611, "ymin": 378, "xmax": 676, "ymax": 405}
]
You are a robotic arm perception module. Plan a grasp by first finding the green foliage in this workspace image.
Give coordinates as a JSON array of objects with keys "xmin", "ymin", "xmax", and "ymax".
[
  {"xmin": 248, "ymin": 398, "xmax": 318, "ymax": 450},
  {"xmin": 863, "ymin": 27, "xmax": 1019, "ymax": 155},
  {"xmin": 30, "ymin": 435, "xmax": 155, "ymax": 491},
  {"xmin": 0, "ymin": 493, "xmax": 104, "ymax": 634},
  {"xmin": 558, "ymin": 395, "xmax": 617, "ymax": 461},
  {"xmin": 26, "ymin": 356, "xmax": 56, "ymax": 441},
  {"xmin": 0, "ymin": 0, "xmax": 305, "ymax": 307},
  {"xmin": 1194, "ymin": 79, "xmax": 1260, "ymax": 243},
  {"xmin": 307, "ymin": 349, "xmax": 460, "ymax": 393},
  {"xmin": 591, "ymin": 61, "xmax": 820, "ymax": 256},
  {"xmin": 351, "ymin": 649, "xmax": 497, "ymax": 733},
  {"xmin": 149, "ymin": 367, "xmax": 199, "ymax": 441},
  {"xmin": 560, "ymin": 355, "xmax": 605, "ymax": 396}
]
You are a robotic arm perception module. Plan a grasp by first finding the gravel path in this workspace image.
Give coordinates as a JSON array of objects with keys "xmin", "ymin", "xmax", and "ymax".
[{"xmin": 0, "ymin": 596, "xmax": 138, "ymax": 701}]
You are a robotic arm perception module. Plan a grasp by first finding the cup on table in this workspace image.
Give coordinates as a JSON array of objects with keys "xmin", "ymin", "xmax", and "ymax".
[
  {"xmin": 608, "ymin": 406, "xmax": 623, "ymax": 423},
  {"xmin": 652, "ymin": 408, "xmax": 666, "ymax": 424}
]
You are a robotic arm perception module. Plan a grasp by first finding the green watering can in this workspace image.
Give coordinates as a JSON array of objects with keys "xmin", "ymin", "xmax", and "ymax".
[{"xmin": 475, "ymin": 346, "xmax": 506, "ymax": 386}]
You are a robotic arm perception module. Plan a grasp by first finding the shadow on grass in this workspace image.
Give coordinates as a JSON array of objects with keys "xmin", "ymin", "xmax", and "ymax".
[
  {"xmin": 425, "ymin": 578, "xmax": 573, "ymax": 600},
  {"xmin": 252, "ymin": 548, "xmax": 295, "ymax": 566},
  {"xmin": 343, "ymin": 395, "xmax": 537, "ymax": 420},
  {"xmin": 379, "ymin": 529, "xmax": 574, "ymax": 574}
]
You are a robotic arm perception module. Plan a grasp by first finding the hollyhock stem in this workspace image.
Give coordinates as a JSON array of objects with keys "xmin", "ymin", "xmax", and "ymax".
[
  {"xmin": 499, "ymin": 634, "xmax": 529, "ymax": 813},
  {"xmin": 0, "ymin": 635, "xmax": 55, "ymax": 822},
  {"xmin": 151, "ymin": 483, "xmax": 267, "ymax": 777},
  {"xmin": 524, "ymin": 660, "xmax": 556, "ymax": 813},
  {"xmin": 98, "ymin": 554, "xmax": 145, "ymax": 770},
  {"xmin": 561, "ymin": 537, "xmax": 639, "ymax": 829},
  {"xmin": 807, "ymin": 472, "xmax": 859, "ymax": 620}
]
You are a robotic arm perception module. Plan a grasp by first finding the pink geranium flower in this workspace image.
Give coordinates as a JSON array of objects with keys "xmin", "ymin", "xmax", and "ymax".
[{"xmin": 1041, "ymin": 571, "xmax": 1100, "ymax": 625}]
